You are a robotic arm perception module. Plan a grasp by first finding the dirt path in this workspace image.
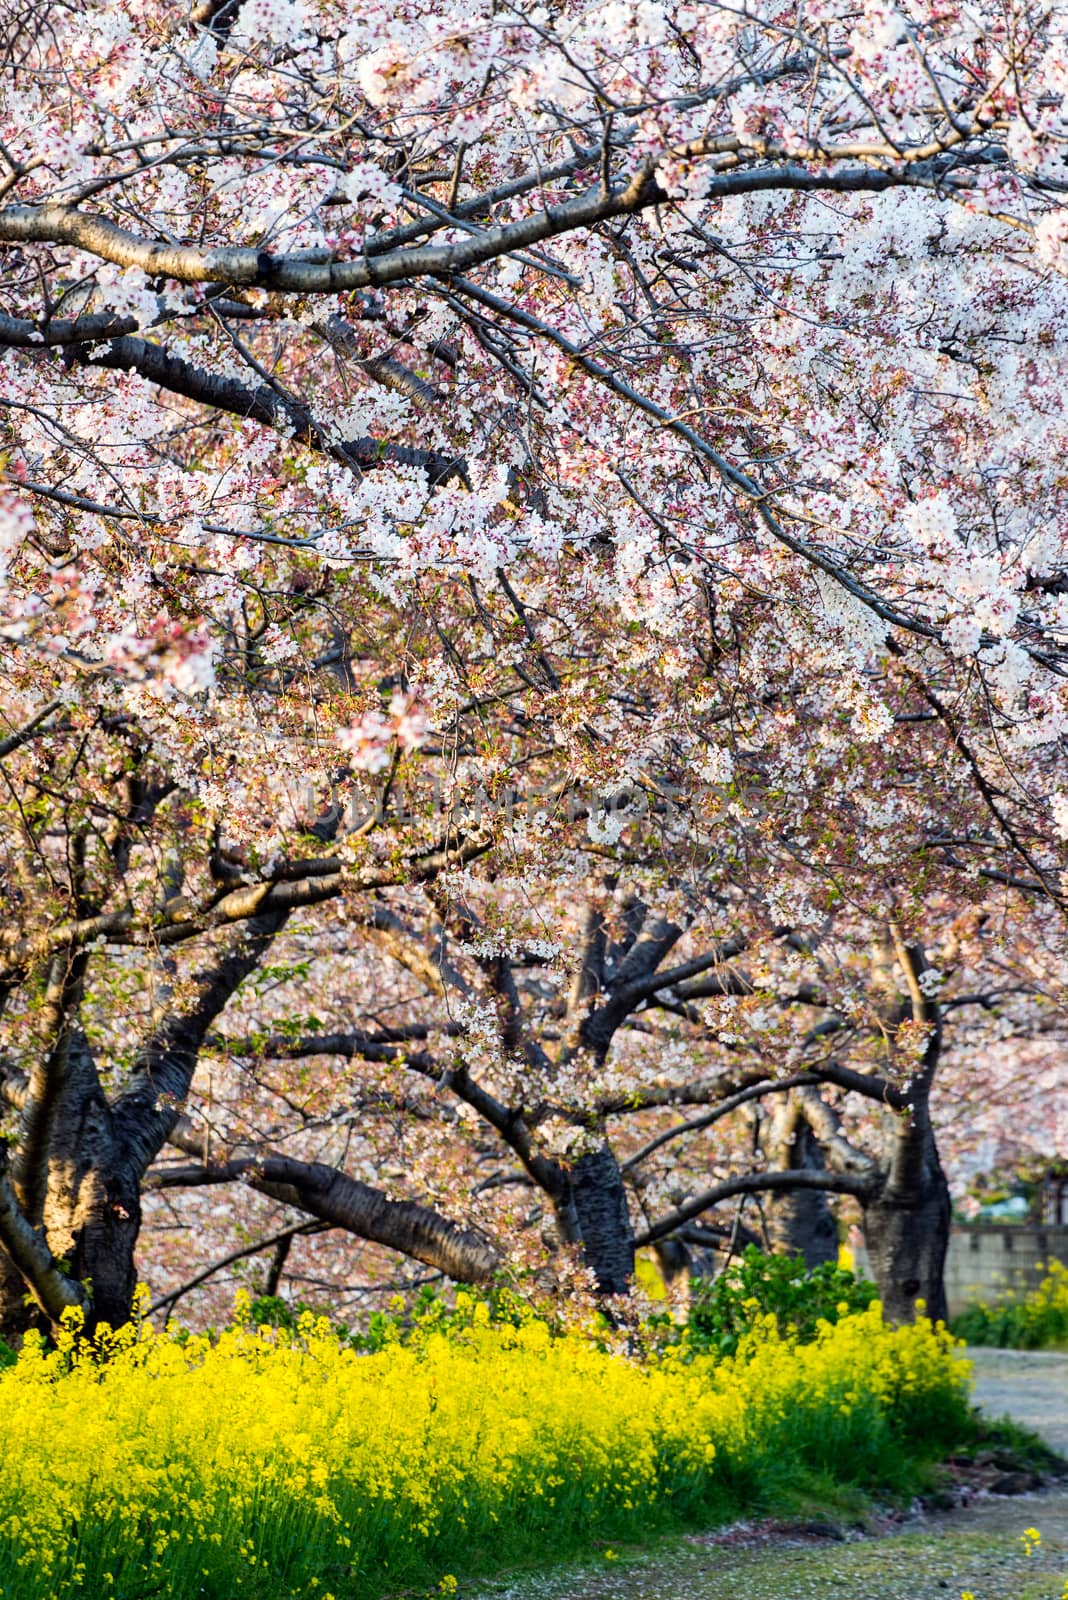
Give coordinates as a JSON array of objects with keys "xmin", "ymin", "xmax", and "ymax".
[
  {"xmin": 477, "ymin": 1350, "xmax": 1068, "ymax": 1600},
  {"xmin": 968, "ymin": 1348, "xmax": 1068, "ymax": 1456}
]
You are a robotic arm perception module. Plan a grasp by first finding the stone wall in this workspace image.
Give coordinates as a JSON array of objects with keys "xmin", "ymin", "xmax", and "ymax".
[{"xmin": 944, "ymin": 1223, "xmax": 1068, "ymax": 1317}]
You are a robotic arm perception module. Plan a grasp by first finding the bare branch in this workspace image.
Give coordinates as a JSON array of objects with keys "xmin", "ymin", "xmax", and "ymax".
[
  {"xmin": 636, "ymin": 1167, "xmax": 874, "ymax": 1246},
  {"xmin": 145, "ymin": 1221, "xmax": 328, "ymax": 1317}
]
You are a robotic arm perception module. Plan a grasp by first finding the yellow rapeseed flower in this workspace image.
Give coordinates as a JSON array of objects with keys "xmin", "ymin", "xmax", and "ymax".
[{"xmin": 0, "ymin": 1295, "xmax": 970, "ymax": 1600}]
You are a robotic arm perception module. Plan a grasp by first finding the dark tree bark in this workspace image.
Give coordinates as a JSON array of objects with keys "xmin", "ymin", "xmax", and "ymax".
[
  {"xmin": 555, "ymin": 1143, "xmax": 635, "ymax": 1295},
  {"xmin": 860, "ymin": 929, "xmax": 951, "ymax": 1323},
  {"xmin": 0, "ymin": 917, "xmax": 287, "ymax": 1342},
  {"xmin": 40, "ymin": 1037, "xmax": 141, "ymax": 1334},
  {"xmin": 0, "ymin": 1032, "xmax": 139, "ymax": 1342},
  {"xmin": 653, "ymin": 1236, "xmax": 693, "ymax": 1287},
  {"xmin": 634, "ymin": 923, "xmax": 959, "ymax": 1325},
  {"xmin": 764, "ymin": 1097, "xmax": 839, "ymax": 1268},
  {"xmin": 158, "ymin": 1129, "xmax": 501, "ymax": 1285},
  {"xmin": 863, "ymin": 1123, "xmax": 951, "ymax": 1324}
]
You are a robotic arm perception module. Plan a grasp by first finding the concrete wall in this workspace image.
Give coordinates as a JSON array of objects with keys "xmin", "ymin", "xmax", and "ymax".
[{"xmin": 944, "ymin": 1224, "xmax": 1068, "ymax": 1317}]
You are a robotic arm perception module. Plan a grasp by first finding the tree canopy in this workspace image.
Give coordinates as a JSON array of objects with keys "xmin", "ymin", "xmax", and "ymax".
[{"xmin": 0, "ymin": 0, "xmax": 1065, "ymax": 1334}]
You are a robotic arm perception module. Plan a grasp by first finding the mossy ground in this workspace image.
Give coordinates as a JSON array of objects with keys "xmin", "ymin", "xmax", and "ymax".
[
  {"xmin": 475, "ymin": 1490, "xmax": 1068, "ymax": 1600},
  {"xmin": 468, "ymin": 1399, "xmax": 1068, "ymax": 1600}
]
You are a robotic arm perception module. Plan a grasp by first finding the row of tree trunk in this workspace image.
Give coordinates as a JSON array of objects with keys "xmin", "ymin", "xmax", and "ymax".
[
  {"xmin": 0, "ymin": 907, "xmax": 955, "ymax": 1343},
  {"xmin": 0, "ymin": 1108, "xmax": 951, "ymax": 1345},
  {"xmin": 555, "ymin": 1120, "xmax": 951, "ymax": 1326}
]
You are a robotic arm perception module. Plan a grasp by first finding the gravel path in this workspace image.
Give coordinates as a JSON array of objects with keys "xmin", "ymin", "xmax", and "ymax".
[
  {"xmin": 476, "ymin": 1349, "xmax": 1068, "ymax": 1600},
  {"xmin": 968, "ymin": 1347, "xmax": 1068, "ymax": 1456}
]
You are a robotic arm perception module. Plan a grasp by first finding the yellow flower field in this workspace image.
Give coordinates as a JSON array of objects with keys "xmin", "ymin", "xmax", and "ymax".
[{"xmin": 0, "ymin": 1296, "xmax": 971, "ymax": 1600}]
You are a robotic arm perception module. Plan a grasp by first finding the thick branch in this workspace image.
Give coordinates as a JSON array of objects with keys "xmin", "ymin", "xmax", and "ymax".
[
  {"xmin": 0, "ymin": 152, "xmax": 1002, "ymax": 292},
  {"xmin": 350, "ymin": 899, "xmax": 470, "ymax": 999},
  {"xmin": 598, "ymin": 1064, "xmax": 795, "ymax": 1114},
  {"xmin": 12, "ymin": 950, "xmax": 89, "ymax": 1221},
  {"xmin": 0, "ymin": 698, "xmax": 66, "ymax": 758},
  {"xmin": 228, "ymin": 1029, "xmax": 440, "ymax": 1070},
  {"xmin": 621, "ymin": 1073, "xmax": 825, "ymax": 1171},
  {"xmin": 0, "ymin": 825, "xmax": 496, "ymax": 971},
  {"xmin": 813, "ymin": 1060, "xmax": 908, "ymax": 1110},
  {"xmin": 156, "ymin": 1140, "xmax": 499, "ymax": 1282},
  {"xmin": 80, "ymin": 336, "xmax": 461, "ymax": 485},
  {"xmin": 0, "ymin": 309, "xmax": 144, "ymax": 346},
  {"xmin": 606, "ymin": 911, "xmax": 683, "ymax": 992},
  {"xmin": 636, "ymin": 1167, "xmax": 875, "ymax": 1246},
  {"xmin": 793, "ymin": 1087, "xmax": 881, "ymax": 1180},
  {"xmin": 0, "ymin": 1060, "xmax": 27, "ymax": 1109},
  {"xmin": 230, "ymin": 1028, "xmax": 561, "ymax": 1195},
  {"xmin": 612, "ymin": 936, "xmax": 751, "ymax": 1014},
  {"xmin": 112, "ymin": 909, "xmax": 288, "ymax": 1179}
]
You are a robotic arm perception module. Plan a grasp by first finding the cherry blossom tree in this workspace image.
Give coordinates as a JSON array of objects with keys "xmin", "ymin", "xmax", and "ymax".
[
  {"xmin": 137, "ymin": 847, "xmax": 1064, "ymax": 1328},
  {"xmin": 0, "ymin": 0, "xmax": 1067, "ymax": 1336}
]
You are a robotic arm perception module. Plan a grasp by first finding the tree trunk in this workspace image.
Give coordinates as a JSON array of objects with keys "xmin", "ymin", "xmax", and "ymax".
[
  {"xmin": 861, "ymin": 927, "xmax": 950, "ymax": 1324},
  {"xmin": 863, "ymin": 1125, "xmax": 951, "ymax": 1324},
  {"xmin": 1, "ymin": 1037, "xmax": 141, "ymax": 1342},
  {"xmin": 556, "ymin": 1143, "xmax": 635, "ymax": 1295},
  {"xmin": 653, "ymin": 1237, "xmax": 693, "ymax": 1317},
  {"xmin": 51, "ymin": 1168, "xmax": 142, "ymax": 1333},
  {"xmin": 765, "ymin": 1101, "xmax": 839, "ymax": 1268},
  {"xmin": 0, "ymin": 1166, "xmax": 140, "ymax": 1343}
]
